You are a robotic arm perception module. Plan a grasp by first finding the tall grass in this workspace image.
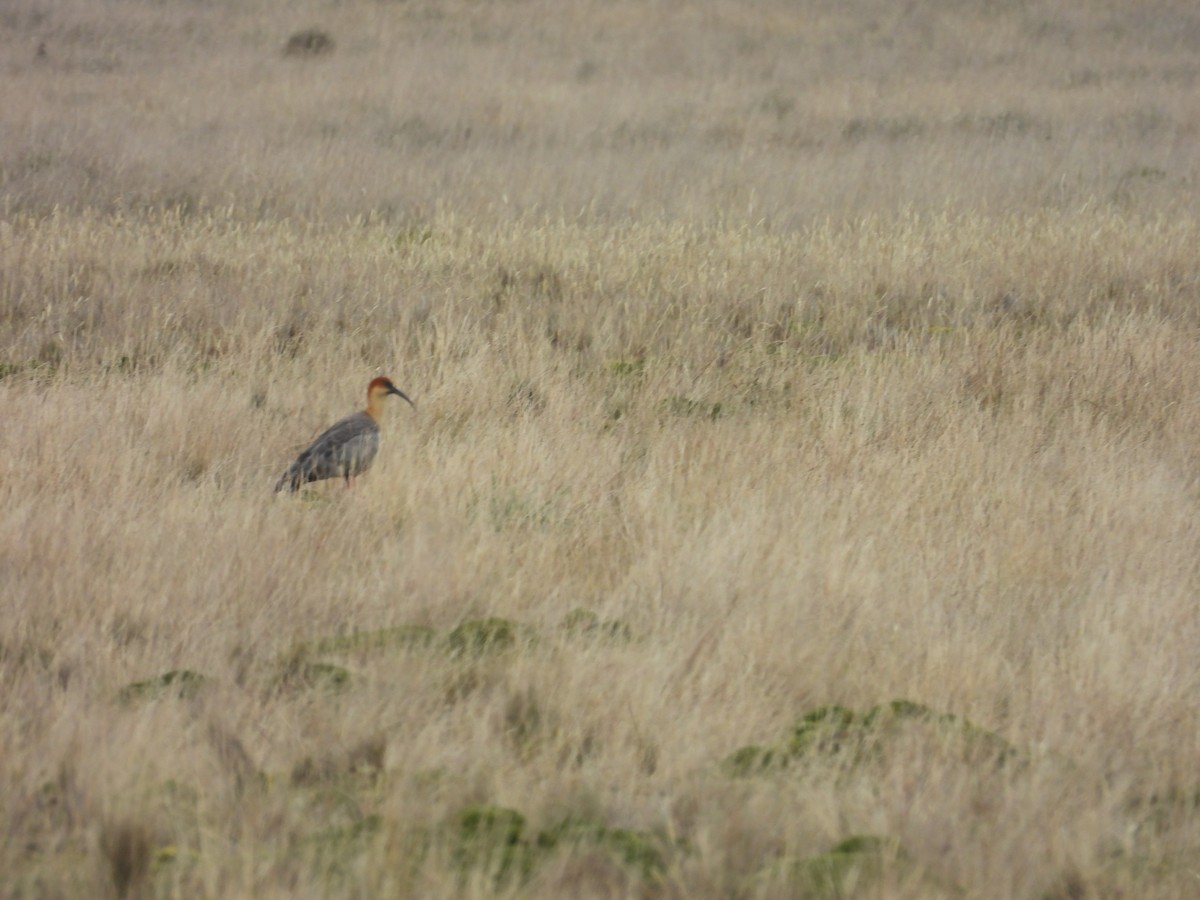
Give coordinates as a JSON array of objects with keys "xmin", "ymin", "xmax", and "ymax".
[{"xmin": 3, "ymin": 0, "xmax": 1200, "ymax": 896}]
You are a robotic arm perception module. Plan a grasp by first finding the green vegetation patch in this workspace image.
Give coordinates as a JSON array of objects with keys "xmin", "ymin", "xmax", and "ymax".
[
  {"xmin": 1125, "ymin": 787, "xmax": 1200, "ymax": 839},
  {"xmin": 722, "ymin": 743, "xmax": 787, "ymax": 777},
  {"xmin": 608, "ymin": 357, "xmax": 646, "ymax": 378},
  {"xmin": 273, "ymin": 659, "xmax": 352, "ymax": 693},
  {"xmin": 295, "ymin": 662, "xmax": 351, "ymax": 692},
  {"xmin": 392, "ymin": 225, "xmax": 434, "ymax": 248},
  {"xmin": 0, "ymin": 358, "xmax": 58, "ymax": 380},
  {"xmin": 118, "ymin": 670, "xmax": 208, "ymax": 704},
  {"xmin": 749, "ymin": 835, "xmax": 904, "ymax": 898},
  {"xmin": 302, "ymin": 625, "xmax": 438, "ymax": 658},
  {"xmin": 449, "ymin": 805, "xmax": 538, "ymax": 886},
  {"xmin": 275, "ymin": 623, "xmax": 445, "ymax": 694},
  {"xmin": 561, "ymin": 608, "xmax": 633, "ymax": 643},
  {"xmin": 536, "ymin": 817, "xmax": 673, "ymax": 880},
  {"xmin": 724, "ymin": 700, "xmax": 1018, "ymax": 775},
  {"xmin": 445, "ymin": 804, "xmax": 678, "ymax": 888},
  {"xmin": 152, "ymin": 843, "xmax": 201, "ymax": 872},
  {"xmin": 447, "ymin": 618, "xmax": 537, "ymax": 658}
]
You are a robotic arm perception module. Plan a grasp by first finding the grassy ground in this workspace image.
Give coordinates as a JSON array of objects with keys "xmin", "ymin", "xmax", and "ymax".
[{"xmin": 3, "ymin": 1, "xmax": 1200, "ymax": 897}]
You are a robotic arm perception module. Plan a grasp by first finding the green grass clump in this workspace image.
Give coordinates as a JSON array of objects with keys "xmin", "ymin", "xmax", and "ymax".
[
  {"xmin": 561, "ymin": 609, "xmax": 633, "ymax": 643},
  {"xmin": 303, "ymin": 625, "xmax": 438, "ymax": 657},
  {"xmin": 448, "ymin": 805, "xmax": 537, "ymax": 886},
  {"xmin": 447, "ymin": 618, "xmax": 537, "ymax": 658},
  {"xmin": 749, "ymin": 835, "xmax": 905, "ymax": 898},
  {"xmin": 721, "ymin": 744, "xmax": 786, "ymax": 777},
  {"xmin": 117, "ymin": 670, "xmax": 207, "ymax": 704},
  {"xmin": 724, "ymin": 700, "xmax": 1018, "ymax": 775},
  {"xmin": 444, "ymin": 804, "xmax": 677, "ymax": 887},
  {"xmin": 536, "ymin": 817, "xmax": 673, "ymax": 879}
]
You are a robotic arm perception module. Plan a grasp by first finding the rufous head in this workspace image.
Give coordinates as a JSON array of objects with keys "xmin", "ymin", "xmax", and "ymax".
[{"xmin": 366, "ymin": 376, "xmax": 415, "ymax": 414}]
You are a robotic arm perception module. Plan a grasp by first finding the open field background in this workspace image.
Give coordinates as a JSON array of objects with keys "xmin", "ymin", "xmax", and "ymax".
[{"xmin": 3, "ymin": 0, "xmax": 1200, "ymax": 897}]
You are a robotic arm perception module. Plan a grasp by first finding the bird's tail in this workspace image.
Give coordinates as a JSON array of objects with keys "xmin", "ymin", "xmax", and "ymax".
[{"xmin": 274, "ymin": 468, "xmax": 301, "ymax": 493}]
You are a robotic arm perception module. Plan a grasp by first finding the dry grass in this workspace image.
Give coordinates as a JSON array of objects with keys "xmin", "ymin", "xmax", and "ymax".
[
  {"xmin": 3, "ymin": 0, "xmax": 1199, "ymax": 223},
  {"xmin": 3, "ymin": 0, "xmax": 1200, "ymax": 897}
]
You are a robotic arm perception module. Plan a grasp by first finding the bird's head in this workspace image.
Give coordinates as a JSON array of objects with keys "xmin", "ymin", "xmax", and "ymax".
[{"xmin": 366, "ymin": 376, "xmax": 415, "ymax": 417}]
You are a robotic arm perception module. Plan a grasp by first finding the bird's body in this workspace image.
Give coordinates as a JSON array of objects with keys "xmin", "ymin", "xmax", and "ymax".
[
  {"xmin": 274, "ymin": 410, "xmax": 381, "ymax": 492},
  {"xmin": 275, "ymin": 376, "xmax": 413, "ymax": 492}
]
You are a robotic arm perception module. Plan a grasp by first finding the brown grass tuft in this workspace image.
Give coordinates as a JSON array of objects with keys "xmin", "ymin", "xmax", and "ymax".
[{"xmin": 99, "ymin": 818, "xmax": 155, "ymax": 899}]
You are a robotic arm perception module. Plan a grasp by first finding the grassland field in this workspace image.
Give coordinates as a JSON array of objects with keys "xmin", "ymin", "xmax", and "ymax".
[{"xmin": 3, "ymin": 0, "xmax": 1200, "ymax": 897}]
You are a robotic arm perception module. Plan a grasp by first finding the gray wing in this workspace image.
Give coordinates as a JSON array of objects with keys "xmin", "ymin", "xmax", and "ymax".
[{"xmin": 275, "ymin": 412, "xmax": 380, "ymax": 491}]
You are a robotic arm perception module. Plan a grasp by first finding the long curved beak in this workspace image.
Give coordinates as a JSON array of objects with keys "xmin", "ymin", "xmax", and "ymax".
[{"xmin": 389, "ymin": 384, "xmax": 416, "ymax": 409}]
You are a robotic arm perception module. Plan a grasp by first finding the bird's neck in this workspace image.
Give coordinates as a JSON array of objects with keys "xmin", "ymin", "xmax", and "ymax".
[{"xmin": 364, "ymin": 397, "xmax": 385, "ymax": 421}]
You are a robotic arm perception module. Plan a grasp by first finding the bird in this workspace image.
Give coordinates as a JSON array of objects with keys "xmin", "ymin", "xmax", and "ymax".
[{"xmin": 274, "ymin": 376, "xmax": 414, "ymax": 492}]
